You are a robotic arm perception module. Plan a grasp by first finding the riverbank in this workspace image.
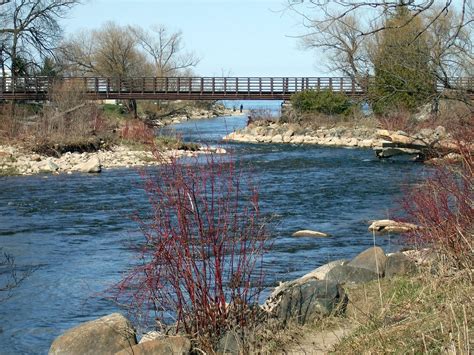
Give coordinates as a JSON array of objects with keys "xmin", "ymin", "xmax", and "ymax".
[
  {"xmin": 0, "ymin": 143, "xmax": 226, "ymax": 176},
  {"xmin": 224, "ymin": 121, "xmax": 384, "ymax": 148},
  {"xmin": 48, "ymin": 245, "xmax": 472, "ymax": 354},
  {"xmin": 223, "ymin": 120, "xmax": 467, "ymax": 162}
]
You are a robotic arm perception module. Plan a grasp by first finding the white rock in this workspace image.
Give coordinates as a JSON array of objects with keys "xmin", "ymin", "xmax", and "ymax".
[
  {"xmin": 292, "ymin": 230, "xmax": 330, "ymax": 238},
  {"xmin": 139, "ymin": 331, "xmax": 164, "ymax": 344},
  {"xmin": 368, "ymin": 219, "xmax": 418, "ymax": 234},
  {"xmin": 73, "ymin": 156, "xmax": 102, "ymax": 173},
  {"xmin": 271, "ymin": 134, "xmax": 283, "ymax": 143}
]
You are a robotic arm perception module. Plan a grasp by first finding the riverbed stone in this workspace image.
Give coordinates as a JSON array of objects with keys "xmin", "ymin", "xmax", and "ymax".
[
  {"xmin": 385, "ymin": 253, "xmax": 417, "ymax": 278},
  {"xmin": 72, "ymin": 156, "xmax": 102, "ymax": 173},
  {"xmin": 368, "ymin": 219, "xmax": 418, "ymax": 234},
  {"xmin": 291, "ymin": 135, "xmax": 304, "ymax": 144},
  {"xmin": 271, "ymin": 134, "xmax": 283, "ymax": 143},
  {"xmin": 324, "ymin": 264, "xmax": 379, "ymax": 284},
  {"xmin": 275, "ymin": 279, "xmax": 347, "ymax": 325},
  {"xmin": 298, "ymin": 259, "xmax": 348, "ymax": 282},
  {"xmin": 115, "ymin": 336, "xmax": 191, "ymax": 355},
  {"xmin": 49, "ymin": 313, "xmax": 137, "ymax": 355},
  {"xmin": 347, "ymin": 246, "xmax": 387, "ymax": 277},
  {"xmin": 291, "ymin": 230, "xmax": 330, "ymax": 238}
]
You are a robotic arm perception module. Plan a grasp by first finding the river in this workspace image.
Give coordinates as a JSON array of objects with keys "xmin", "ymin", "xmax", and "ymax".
[{"xmin": 0, "ymin": 114, "xmax": 427, "ymax": 354}]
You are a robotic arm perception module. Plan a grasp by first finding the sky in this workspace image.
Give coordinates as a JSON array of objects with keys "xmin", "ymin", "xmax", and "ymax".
[{"xmin": 61, "ymin": 0, "xmax": 326, "ymax": 77}]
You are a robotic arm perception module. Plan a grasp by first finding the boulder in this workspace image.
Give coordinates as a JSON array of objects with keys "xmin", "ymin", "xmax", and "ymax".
[
  {"xmin": 369, "ymin": 219, "xmax": 418, "ymax": 234},
  {"xmin": 31, "ymin": 154, "xmax": 42, "ymax": 162},
  {"xmin": 115, "ymin": 336, "xmax": 191, "ymax": 355},
  {"xmin": 271, "ymin": 134, "xmax": 283, "ymax": 143},
  {"xmin": 275, "ymin": 280, "xmax": 347, "ymax": 325},
  {"xmin": 385, "ymin": 253, "xmax": 417, "ymax": 278},
  {"xmin": 324, "ymin": 264, "xmax": 379, "ymax": 284},
  {"xmin": 347, "ymin": 246, "xmax": 387, "ymax": 277},
  {"xmin": 298, "ymin": 260, "xmax": 347, "ymax": 283},
  {"xmin": 73, "ymin": 156, "xmax": 102, "ymax": 173},
  {"xmin": 291, "ymin": 230, "xmax": 329, "ymax": 238},
  {"xmin": 39, "ymin": 159, "xmax": 59, "ymax": 173},
  {"xmin": 49, "ymin": 313, "xmax": 137, "ymax": 355},
  {"xmin": 290, "ymin": 135, "xmax": 304, "ymax": 144}
]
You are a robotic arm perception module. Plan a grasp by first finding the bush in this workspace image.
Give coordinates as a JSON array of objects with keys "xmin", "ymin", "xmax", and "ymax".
[
  {"xmin": 402, "ymin": 143, "xmax": 473, "ymax": 271},
  {"xmin": 113, "ymin": 153, "xmax": 269, "ymax": 351},
  {"xmin": 291, "ymin": 90, "xmax": 352, "ymax": 115}
]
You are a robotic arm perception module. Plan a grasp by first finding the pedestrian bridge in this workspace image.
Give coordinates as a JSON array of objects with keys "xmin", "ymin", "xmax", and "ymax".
[{"xmin": 1, "ymin": 76, "xmax": 472, "ymax": 101}]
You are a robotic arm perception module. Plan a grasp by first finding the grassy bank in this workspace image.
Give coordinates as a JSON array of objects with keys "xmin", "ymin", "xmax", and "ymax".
[
  {"xmin": 338, "ymin": 270, "xmax": 472, "ymax": 353},
  {"xmin": 260, "ymin": 268, "xmax": 472, "ymax": 354}
]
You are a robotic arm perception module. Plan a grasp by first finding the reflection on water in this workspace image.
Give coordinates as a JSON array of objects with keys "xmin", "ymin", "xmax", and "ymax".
[{"xmin": 0, "ymin": 115, "xmax": 426, "ymax": 353}]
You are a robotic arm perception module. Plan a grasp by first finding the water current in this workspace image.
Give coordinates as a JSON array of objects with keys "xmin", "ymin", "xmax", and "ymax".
[{"xmin": 0, "ymin": 114, "xmax": 427, "ymax": 354}]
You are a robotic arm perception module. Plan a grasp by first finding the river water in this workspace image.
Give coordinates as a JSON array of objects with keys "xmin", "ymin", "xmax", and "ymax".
[{"xmin": 0, "ymin": 115, "xmax": 427, "ymax": 354}]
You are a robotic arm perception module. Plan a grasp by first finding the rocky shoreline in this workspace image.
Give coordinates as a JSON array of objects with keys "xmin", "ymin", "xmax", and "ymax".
[
  {"xmin": 48, "ymin": 245, "xmax": 426, "ymax": 354},
  {"xmin": 224, "ymin": 122, "xmax": 383, "ymax": 148},
  {"xmin": 0, "ymin": 144, "xmax": 226, "ymax": 176},
  {"xmin": 224, "ymin": 121, "xmax": 465, "ymax": 163}
]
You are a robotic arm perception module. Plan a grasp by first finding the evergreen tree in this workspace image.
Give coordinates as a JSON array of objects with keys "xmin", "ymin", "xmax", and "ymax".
[{"xmin": 370, "ymin": 5, "xmax": 436, "ymax": 114}]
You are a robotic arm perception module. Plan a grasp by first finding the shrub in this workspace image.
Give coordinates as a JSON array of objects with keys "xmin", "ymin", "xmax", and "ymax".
[
  {"xmin": 113, "ymin": 153, "xmax": 269, "ymax": 351},
  {"xmin": 291, "ymin": 90, "xmax": 352, "ymax": 115},
  {"xmin": 119, "ymin": 119, "xmax": 155, "ymax": 144},
  {"xmin": 402, "ymin": 142, "xmax": 473, "ymax": 271}
]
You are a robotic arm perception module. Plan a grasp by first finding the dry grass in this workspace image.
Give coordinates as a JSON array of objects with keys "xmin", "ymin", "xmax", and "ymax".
[
  {"xmin": 281, "ymin": 104, "xmax": 377, "ymax": 130},
  {"xmin": 0, "ymin": 81, "xmax": 118, "ymax": 154},
  {"xmin": 376, "ymin": 99, "xmax": 473, "ymax": 135},
  {"xmin": 335, "ymin": 270, "xmax": 473, "ymax": 354}
]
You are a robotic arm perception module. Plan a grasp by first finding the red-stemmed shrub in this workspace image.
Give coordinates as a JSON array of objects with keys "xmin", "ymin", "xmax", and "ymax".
[
  {"xmin": 113, "ymin": 152, "xmax": 268, "ymax": 351},
  {"xmin": 119, "ymin": 119, "xmax": 155, "ymax": 143},
  {"xmin": 402, "ymin": 141, "xmax": 473, "ymax": 271}
]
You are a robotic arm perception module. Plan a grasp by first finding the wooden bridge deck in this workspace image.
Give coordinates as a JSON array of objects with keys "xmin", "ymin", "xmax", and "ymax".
[{"xmin": 1, "ymin": 76, "xmax": 473, "ymax": 101}]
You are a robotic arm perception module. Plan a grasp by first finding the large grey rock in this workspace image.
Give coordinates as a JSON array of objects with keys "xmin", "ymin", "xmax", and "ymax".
[
  {"xmin": 73, "ymin": 156, "xmax": 101, "ymax": 173},
  {"xmin": 324, "ymin": 264, "xmax": 379, "ymax": 284},
  {"xmin": 49, "ymin": 313, "xmax": 137, "ymax": 355},
  {"xmin": 348, "ymin": 246, "xmax": 387, "ymax": 277},
  {"xmin": 275, "ymin": 280, "xmax": 347, "ymax": 325},
  {"xmin": 115, "ymin": 336, "xmax": 191, "ymax": 355},
  {"xmin": 385, "ymin": 253, "xmax": 417, "ymax": 278}
]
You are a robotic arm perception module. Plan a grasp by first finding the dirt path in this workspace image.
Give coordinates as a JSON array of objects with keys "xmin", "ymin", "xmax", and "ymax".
[{"xmin": 280, "ymin": 324, "xmax": 354, "ymax": 354}]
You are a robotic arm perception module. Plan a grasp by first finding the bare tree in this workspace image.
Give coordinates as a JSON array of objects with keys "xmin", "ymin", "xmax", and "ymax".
[
  {"xmin": 289, "ymin": 0, "xmax": 473, "ymax": 97},
  {"xmin": 130, "ymin": 25, "xmax": 200, "ymax": 77},
  {"xmin": 0, "ymin": 0, "xmax": 80, "ymax": 76},
  {"xmin": 301, "ymin": 14, "xmax": 371, "ymax": 86},
  {"xmin": 287, "ymin": 0, "xmax": 472, "ymax": 38},
  {"xmin": 426, "ymin": 6, "xmax": 473, "ymax": 87},
  {"xmin": 60, "ymin": 22, "xmax": 153, "ymax": 77}
]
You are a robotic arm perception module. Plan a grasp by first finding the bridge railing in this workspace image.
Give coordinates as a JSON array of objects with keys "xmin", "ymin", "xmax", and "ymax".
[
  {"xmin": 1, "ymin": 76, "xmax": 472, "ymax": 100},
  {"xmin": 0, "ymin": 76, "xmax": 366, "ymax": 96}
]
